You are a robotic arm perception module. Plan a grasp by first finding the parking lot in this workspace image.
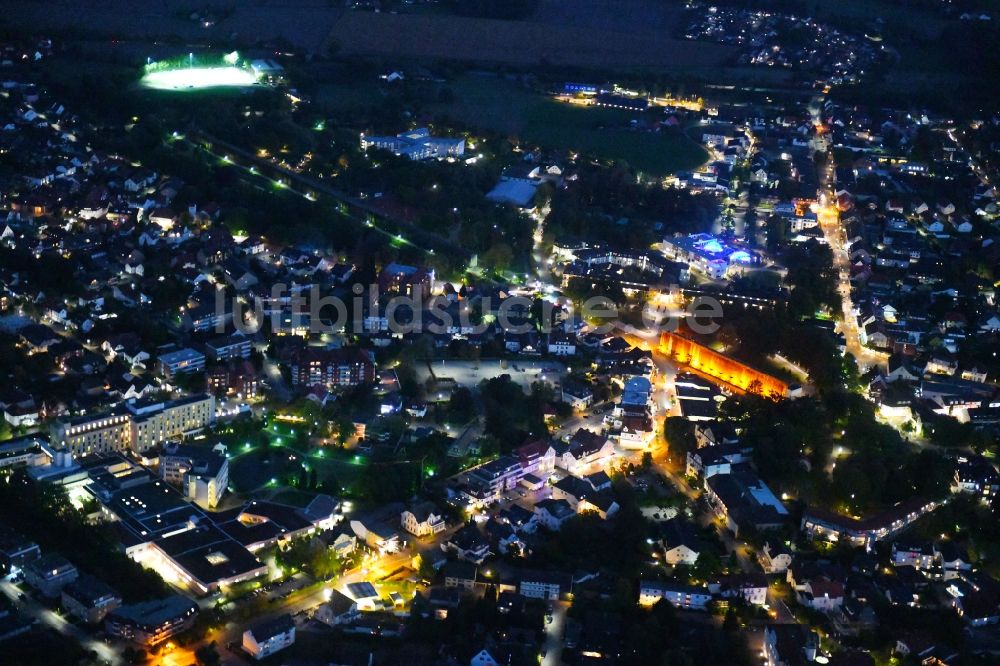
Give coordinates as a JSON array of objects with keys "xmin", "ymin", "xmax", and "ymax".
[{"xmin": 417, "ymin": 359, "xmax": 567, "ymax": 393}]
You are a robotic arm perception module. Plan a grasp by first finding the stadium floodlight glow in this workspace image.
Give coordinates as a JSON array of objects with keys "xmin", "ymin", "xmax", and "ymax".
[{"xmin": 141, "ymin": 66, "xmax": 260, "ymax": 91}]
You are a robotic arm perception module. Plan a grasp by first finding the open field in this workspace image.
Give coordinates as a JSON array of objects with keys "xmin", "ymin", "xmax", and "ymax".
[
  {"xmin": 432, "ymin": 76, "xmax": 708, "ymax": 174},
  {"xmin": 800, "ymin": 0, "xmax": 952, "ymax": 39},
  {"xmin": 429, "ymin": 75, "xmax": 540, "ymax": 134},
  {"xmin": 229, "ymin": 445, "xmax": 367, "ymax": 494},
  {"xmin": 314, "ymin": 81, "xmax": 384, "ymax": 111},
  {"xmin": 326, "ymin": 10, "xmax": 734, "ymax": 71},
  {"xmin": 522, "ymin": 101, "xmax": 708, "ymax": 174},
  {"xmin": 531, "ymin": 0, "xmax": 686, "ymax": 34},
  {"xmin": 1, "ymin": 0, "xmax": 342, "ymax": 53}
]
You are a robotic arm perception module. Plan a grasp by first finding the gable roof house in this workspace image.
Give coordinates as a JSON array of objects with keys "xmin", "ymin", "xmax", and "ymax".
[
  {"xmin": 400, "ymin": 502, "xmax": 446, "ymax": 538},
  {"xmin": 444, "ymin": 524, "xmax": 490, "ymax": 564},
  {"xmin": 557, "ymin": 428, "xmax": 616, "ymax": 474},
  {"xmin": 532, "ymin": 498, "xmax": 576, "ymax": 531},
  {"xmin": 659, "ymin": 518, "xmax": 702, "ymax": 566},
  {"xmin": 551, "ymin": 474, "xmax": 620, "ymax": 519},
  {"xmin": 704, "ymin": 466, "xmax": 788, "ymax": 537}
]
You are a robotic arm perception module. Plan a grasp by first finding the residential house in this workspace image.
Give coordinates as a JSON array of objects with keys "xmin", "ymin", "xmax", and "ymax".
[
  {"xmin": 710, "ymin": 573, "xmax": 768, "ymax": 606},
  {"xmin": 891, "ymin": 540, "xmax": 935, "ymax": 569},
  {"xmin": 799, "ymin": 577, "xmax": 845, "ymax": 612},
  {"xmin": 686, "ymin": 442, "xmax": 749, "ymax": 479},
  {"xmin": 443, "ymin": 561, "xmax": 478, "ymax": 592},
  {"xmin": 557, "ymin": 428, "xmax": 616, "ymax": 474},
  {"xmin": 465, "ymin": 456, "xmax": 523, "ymax": 505},
  {"xmin": 514, "ymin": 439, "xmax": 557, "ymax": 479},
  {"xmin": 61, "ymin": 574, "xmax": 121, "ymax": 624},
  {"xmin": 935, "ymin": 541, "xmax": 972, "ymax": 580},
  {"xmin": 759, "ymin": 542, "xmax": 793, "ymax": 574},
  {"xmin": 551, "ymin": 474, "xmax": 620, "ymax": 519},
  {"xmin": 532, "ymin": 499, "xmax": 576, "ymax": 531},
  {"xmin": 764, "ymin": 624, "xmax": 819, "ymax": 666},
  {"xmin": 0, "ymin": 526, "xmax": 40, "ymax": 573},
  {"xmin": 242, "ymin": 614, "xmax": 295, "ymax": 661},
  {"xmin": 637, "ymin": 580, "xmax": 712, "ymax": 611},
  {"xmin": 471, "ymin": 649, "xmax": 500, "ymax": 666},
  {"xmin": 561, "ymin": 381, "xmax": 594, "ymax": 411},
  {"xmin": 953, "ymin": 456, "xmax": 999, "ymax": 498},
  {"xmin": 24, "ymin": 552, "xmax": 78, "ymax": 597},
  {"xmin": 400, "ymin": 503, "xmax": 446, "ymax": 537},
  {"xmin": 518, "ymin": 570, "xmax": 572, "ymax": 601},
  {"xmin": 314, "ymin": 590, "xmax": 360, "ymax": 626},
  {"xmin": 444, "ymin": 524, "xmax": 490, "ymax": 564},
  {"xmin": 659, "ymin": 518, "xmax": 702, "ymax": 566}
]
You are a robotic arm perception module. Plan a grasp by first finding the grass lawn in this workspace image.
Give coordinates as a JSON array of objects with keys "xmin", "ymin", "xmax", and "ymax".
[
  {"xmin": 315, "ymin": 81, "xmax": 385, "ymax": 111},
  {"xmin": 433, "ymin": 77, "xmax": 707, "ymax": 175},
  {"xmin": 228, "ymin": 443, "xmax": 367, "ymax": 494},
  {"xmin": 800, "ymin": 0, "xmax": 950, "ymax": 39},
  {"xmin": 433, "ymin": 75, "xmax": 540, "ymax": 134},
  {"xmin": 520, "ymin": 101, "xmax": 708, "ymax": 175},
  {"xmin": 229, "ymin": 447, "xmax": 301, "ymax": 493},
  {"xmin": 310, "ymin": 452, "xmax": 367, "ymax": 493}
]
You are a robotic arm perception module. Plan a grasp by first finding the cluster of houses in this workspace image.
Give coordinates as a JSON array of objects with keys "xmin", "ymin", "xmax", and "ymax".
[
  {"xmin": 672, "ymin": 415, "xmax": 1000, "ymax": 639},
  {"xmin": 0, "ymin": 524, "xmax": 125, "ymax": 630},
  {"xmin": 810, "ymin": 100, "xmax": 1000, "ymax": 431},
  {"xmin": 448, "ymin": 428, "xmax": 619, "ymax": 514},
  {"xmin": 684, "ymin": 8, "xmax": 884, "ymax": 85}
]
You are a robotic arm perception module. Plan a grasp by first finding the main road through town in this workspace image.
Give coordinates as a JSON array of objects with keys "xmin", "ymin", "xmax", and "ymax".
[{"xmin": 809, "ymin": 97, "xmax": 886, "ymax": 374}]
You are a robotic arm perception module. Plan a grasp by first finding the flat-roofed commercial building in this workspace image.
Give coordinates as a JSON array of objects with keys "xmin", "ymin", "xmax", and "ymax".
[
  {"xmin": 147, "ymin": 524, "xmax": 268, "ymax": 594},
  {"xmin": 51, "ymin": 395, "xmax": 215, "ymax": 455},
  {"xmin": 62, "ymin": 574, "xmax": 121, "ymax": 624},
  {"xmin": 158, "ymin": 348, "xmax": 206, "ymax": 379},
  {"xmin": 0, "ymin": 435, "xmax": 49, "ymax": 469},
  {"xmin": 105, "ymin": 595, "xmax": 198, "ymax": 646},
  {"xmin": 91, "ymin": 464, "xmax": 318, "ymax": 594},
  {"xmin": 24, "ymin": 552, "xmax": 78, "ymax": 597},
  {"xmin": 51, "ymin": 410, "xmax": 132, "ymax": 456},
  {"xmin": 160, "ymin": 442, "xmax": 229, "ymax": 509},
  {"xmin": 0, "ymin": 525, "xmax": 40, "ymax": 574},
  {"xmin": 129, "ymin": 395, "xmax": 215, "ymax": 453}
]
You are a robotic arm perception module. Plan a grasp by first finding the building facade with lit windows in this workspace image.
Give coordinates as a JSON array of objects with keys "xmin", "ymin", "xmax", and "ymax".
[
  {"xmin": 800, "ymin": 498, "xmax": 939, "ymax": 549},
  {"xmin": 160, "ymin": 442, "xmax": 229, "ymax": 509},
  {"xmin": 360, "ymin": 128, "xmax": 465, "ymax": 161},
  {"xmin": 128, "ymin": 394, "xmax": 216, "ymax": 453},
  {"xmin": 51, "ymin": 409, "xmax": 132, "ymax": 455},
  {"xmin": 289, "ymin": 347, "xmax": 374, "ymax": 389},
  {"xmin": 105, "ymin": 595, "xmax": 199, "ymax": 646},
  {"xmin": 638, "ymin": 580, "xmax": 712, "ymax": 610},
  {"xmin": 243, "ymin": 615, "xmax": 296, "ymax": 661},
  {"xmin": 51, "ymin": 395, "xmax": 215, "ymax": 455}
]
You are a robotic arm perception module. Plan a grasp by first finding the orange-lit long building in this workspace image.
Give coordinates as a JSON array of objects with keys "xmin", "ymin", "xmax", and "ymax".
[{"xmin": 659, "ymin": 331, "xmax": 787, "ymax": 398}]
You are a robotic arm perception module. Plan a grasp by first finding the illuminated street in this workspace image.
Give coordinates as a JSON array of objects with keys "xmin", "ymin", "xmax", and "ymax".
[
  {"xmin": 1, "ymin": 6, "xmax": 997, "ymax": 666},
  {"xmin": 811, "ymin": 99, "xmax": 886, "ymax": 374},
  {"xmin": 0, "ymin": 580, "xmax": 122, "ymax": 665}
]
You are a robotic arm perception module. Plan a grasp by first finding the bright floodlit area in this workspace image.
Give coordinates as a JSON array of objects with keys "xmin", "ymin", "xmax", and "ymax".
[{"xmin": 140, "ymin": 66, "xmax": 259, "ymax": 91}]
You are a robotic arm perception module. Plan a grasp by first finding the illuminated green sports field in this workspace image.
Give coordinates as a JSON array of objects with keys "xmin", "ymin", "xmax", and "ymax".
[
  {"xmin": 140, "ymin": 52, "xmax": 260, "ymax": 91},
  {"xmin": 141, "ymin": 66, "xmax": 259, "ymax": 91}
]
